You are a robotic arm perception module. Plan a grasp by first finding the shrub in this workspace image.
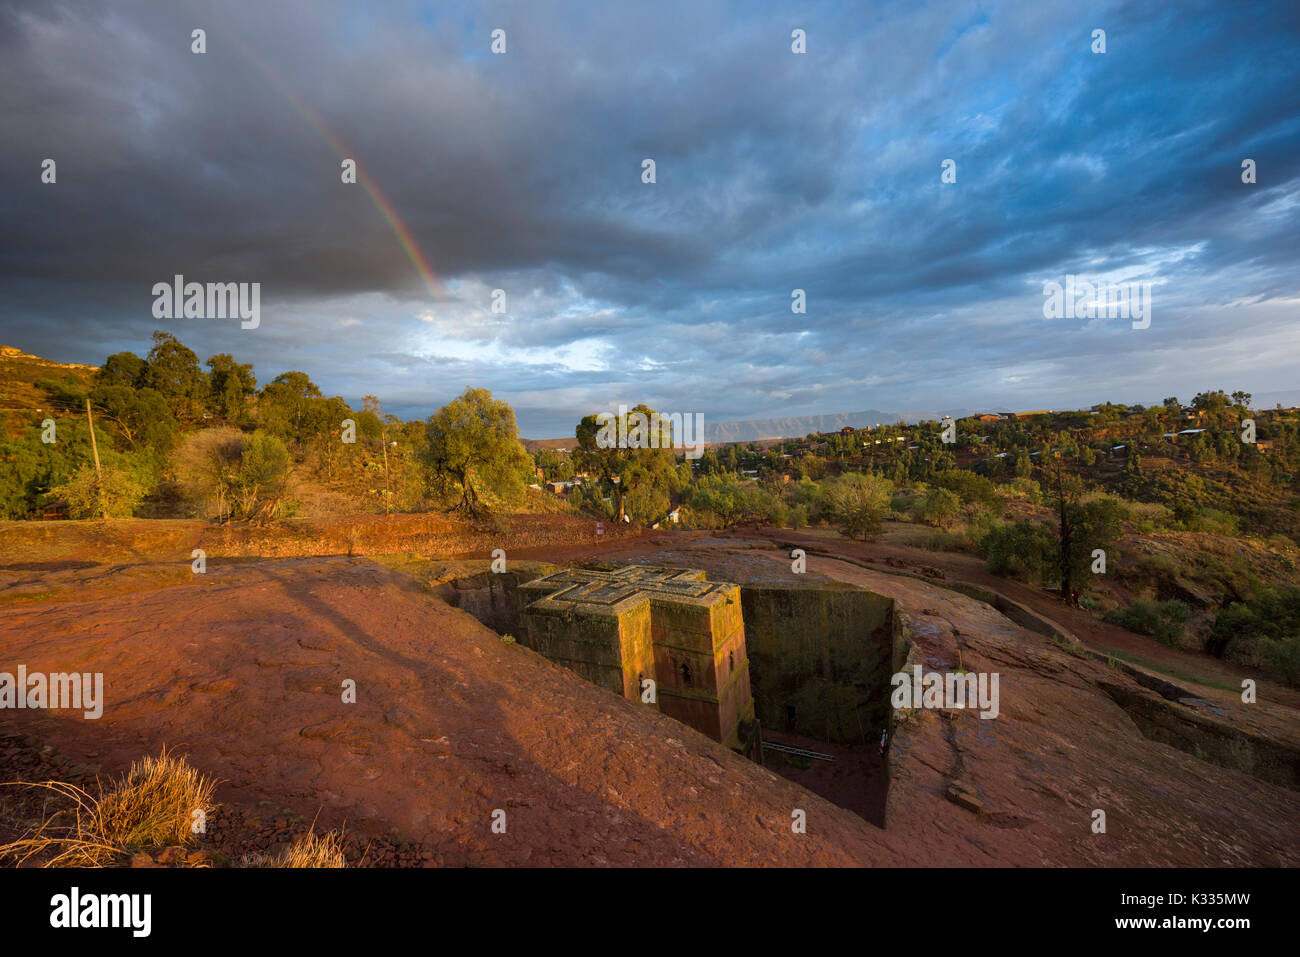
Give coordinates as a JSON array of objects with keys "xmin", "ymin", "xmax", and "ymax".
[
  {"xmin": 785, "ymin": 478, "xmax": 827, "ymax": 522},
  {"xmin": 1080, "ymin": 492, "xmax": 1131, "ymax": 521},
  {"xmin": 979, "ymin": 520, "xmax": 1056, "ymax": 583},
  {"xmin": 889, "ymin": 489, "xmax": 916, "ymax": 515},
  {"xmin": 573, "ymin": 482, "xmax": 615, "ymax": 518},
  {"xmin": 1267, "ymin": 533, "xmax": 1298, "ymax": 554},
  {"xmin": 916, "ymin": 486, "xmax": 960, "ymax": 528},
  {"xmin": 232, "ymin": 431, "xmax": 291, "ymax": 521},
  {"xmin": 911, "ymin": 529, "xmax": 965, "ymax": 552},
  {"xmin": 680, "ymin": 506, "xmax": 720, "ymax": 529},
  {"xmin": 961, "ymin": 504, "xmax": 1001, "ymax": 539},
  {"xmin": 1260, "ymin": 636, "xmax": 1300, "ymax": 687},
  {"xmin": 1191, "ymin": 508, "xmax": 1239, "ymax": 535},
  {"xmin": 1104, "ymin": 599, "xmax": 1191, "ymax": 646},
  {"xmin": 824, "ymin": 473, "xmax": 892, "ymax": 540},
  {"xmin": 1126, "ymin": 501, "xmax": 1171, "ymax": 533},
  {"xmin": 1207, "ymin": 587, "xmax": 1300, "ymax": 685},
  {"xmin": 931, "ymin": 470, "xmax": 1001, "ymax": 509},
  {"xmin": 240, "ymin": 830, "xmax": 346, "ymax": 868},
  {"xmin": 171, "ymin": 427, "xmax": 245, "ymax": 519},
  {"xmin": 50, "ymin": 463, "xmax": 148, "ymax": 518},
  {"xmin": 0, "ymin": 749, "xmax": 217, "ymax": 867},
  {"xmin": 1003, "ymin": 477, "xmax": 1042, "ymax": 505},
  {"xmin": 171, "ymin": 428, "xmax": 290, "ymax": 521}
]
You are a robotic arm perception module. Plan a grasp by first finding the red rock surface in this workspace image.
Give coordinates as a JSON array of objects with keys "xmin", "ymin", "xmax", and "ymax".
[
  {"xmin": 3, "ymin": 531, "xmax": 1297, "ymax": 867},
  {"xmin": 1, "ymin": 557, "xmax": 907, "ymax": 866}
]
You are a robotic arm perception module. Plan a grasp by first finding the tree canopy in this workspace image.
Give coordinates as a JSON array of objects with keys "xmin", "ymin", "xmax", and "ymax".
[{"xmin": 423, "ymin": 387, "xmax": 531, "ymax": 515}]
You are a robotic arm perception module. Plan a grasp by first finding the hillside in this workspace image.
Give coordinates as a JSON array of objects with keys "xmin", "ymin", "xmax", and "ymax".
[{"xmin": 0, "ymin": 346, "xmax": 98, "ymax": 437}]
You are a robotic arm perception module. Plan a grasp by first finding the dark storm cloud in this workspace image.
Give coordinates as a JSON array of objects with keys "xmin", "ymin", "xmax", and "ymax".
[{"xmin": 1, "ymin": 0, "xmax": 1297, "ymax": 436}]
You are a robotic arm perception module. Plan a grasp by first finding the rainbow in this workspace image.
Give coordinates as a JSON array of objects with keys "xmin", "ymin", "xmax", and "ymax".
[{"xmin": 211, "ymin": 14, "xmax": 442, "ymax": 302}]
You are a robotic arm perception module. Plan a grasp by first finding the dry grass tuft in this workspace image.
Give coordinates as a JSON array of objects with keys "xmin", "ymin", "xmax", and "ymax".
[
  {"xmin": 0, "ymin": 747, "xmax": 218, "ymax": 867},
  {"xmin": 240, "ymin": 829, "xmax": 347, "ymax": 868}
]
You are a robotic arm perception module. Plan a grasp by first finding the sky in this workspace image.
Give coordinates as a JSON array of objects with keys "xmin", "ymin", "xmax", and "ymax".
[{"xmin": 1, "ymin": 0, "xmax": 1297, "ymax": 437}]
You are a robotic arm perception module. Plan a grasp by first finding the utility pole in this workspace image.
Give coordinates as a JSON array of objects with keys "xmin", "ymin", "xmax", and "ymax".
[
  {"xmin": 85, "ymin": 397, "xmax": 108, "ymax": 519},
  {"xmin": 381, "ymin": 427, "xmax": 392, "ymax": 516}
]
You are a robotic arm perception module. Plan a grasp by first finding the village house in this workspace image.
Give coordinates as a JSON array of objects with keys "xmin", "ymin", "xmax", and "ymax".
[
  {"xmin": 39, "ymin": 500, "xmax": 70, "ymax": 520},
  {"xmin": 547, "ymin": 478, "xmax": 585, "ymax": 495}
]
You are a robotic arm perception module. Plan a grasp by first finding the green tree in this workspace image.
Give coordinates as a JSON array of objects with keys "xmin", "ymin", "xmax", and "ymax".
[
  {"xmin": 97, "ymin": 351, "xmax": 146, "ymax": 389},
  {"xmin": 1039, "ymin": 455, "xmax": 1124, "ymax": 599},
  {"xmin": 144, "ymin": 332, "xmax": 208, "ymax": 423},
  {"xmin": 1191, "ymin": 390, "xmax": 1232, "ymax": 428},
  {"xmin": 932, "ymin": 470, "xmax": 1001, "ymax": 512},
  {"xmin": 423, "ymin": 387, "xmax": 531, "ymax": 515},
  {"xmin": 0, "ymin": 418, "xmax": 132, "ymax": 518},
  {"xmin": 258, "ymin": 371, "xmax": 326, "ymax": 441},
  {"xmin": 534, "ymin": 448, "xmax": 573, "ymax": 482},
  {"xmin": 1162, "ymin": 396, "xmax": 1181, "ymax": 431},
  {"xmin": 88, "ymin": 383, "xmax": 176, "ymax": 453},
  {"xmin": 574, "ymin": 404, "xmax": 680, "ymax": 522},
  {"xmin": 917, "ymin": 485, "xmax": 961, "ymax": 528},
  {"xmin": 207, "ymin": 353, "xmax": 257, "ymax": 422},
  {"xmin": 825, "ymin": 472, "xmax": 892, "ymax": 539},
  {"xmin": 694, "ymin": 448, "xmax": 723, "ymax": 476},
  {"xmin": 622, "ymin": 462, "xmax": 672, "ymax": 523}
]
